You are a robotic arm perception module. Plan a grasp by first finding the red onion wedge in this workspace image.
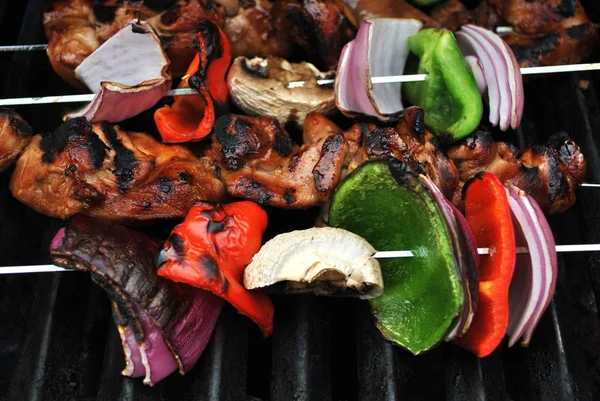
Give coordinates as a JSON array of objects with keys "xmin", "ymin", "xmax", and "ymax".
[
  {"xmin": 65, "ymin": 21, "xmax": 171, "ymax": 123},
  {"xmin": 50, "ymin": 216, "xmax": 223, "ymax": 386},
  {"xmin": 456, "ymin": 25, "xmax": 524, "ymax": 131},
  {"xmin": 335, "ymin": 19, "xmax": 423, "ymax": 120},
  {"xmin": 505, "ymin": 185, "xmax": 557, "ymax": 347},
  {"xmin": 419, "ymin": 174, "xmax": 479, "ymax": 340}
]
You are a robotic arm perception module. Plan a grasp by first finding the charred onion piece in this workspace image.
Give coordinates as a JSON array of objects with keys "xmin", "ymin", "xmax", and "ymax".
[
  {"xmin": 65, "ymin": 21, "xmax": 171, "ymax": 123},
  {"xmin": 10, "ymin": 118, "xmax": 226, "ymax": 220},
  {"xmin": 227, "ymin": 56, "xmax": 335, "ymax": 127},
  {"xmin": 50, "ymin": 215, "xmax": 223, "ymax": 386},
  {"xmin": 244, "ymin": 227, "xmax": 384, "ymax": 299}
]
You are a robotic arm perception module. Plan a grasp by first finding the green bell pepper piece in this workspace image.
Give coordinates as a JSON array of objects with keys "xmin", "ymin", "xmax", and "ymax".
[
  {"xmin": 404, "ymin": 28, "xmax": 483, "ymax": 142},
  {"xmin": 329, "ymin": 158, "xmax": 463, "ymax": 354}
]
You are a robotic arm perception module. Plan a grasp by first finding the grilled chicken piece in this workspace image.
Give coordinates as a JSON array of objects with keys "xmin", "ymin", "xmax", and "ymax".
[
  {"xmin": 224, "ymin": 0, "xmax": 293, "ymax": 60},
  {"xmin": 433, "ymin": 0, "xmax": 598, "ymax": 66},
  {"xmin": 275, "ymin": 0, "xmax": 357, "ymax": 70},
  {"xmin": 43, "ymin": 0, "xmax": 226, "ymax": 87},
  {"xmin": 10, "ymin": 118, "xmax": 226, "ymax": 220},
  {"xmin": 448, "ymin": 129, "xmax": 586, "ymax": 214},
  {"xmin": 342, "ymin": 0, "xmax": 439, "ymax": 28},
  {"xmin": 212, "ymin": 108, "xmax": 459, "ymax": 208},
  {"xmin": 342, "ymin": 107, "xmax": 459, "ymax": 198},
  {"xmin": 212, "ymin": 113, "xmax": 348, "ymax": 208},
  {"xmin": 0, "ymin": 109, "xmax": 33, "ymax": 172}
]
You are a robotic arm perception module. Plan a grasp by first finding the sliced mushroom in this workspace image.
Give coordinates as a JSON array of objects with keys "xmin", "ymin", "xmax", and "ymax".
[
  {"xmin": 243, "ymin": 227, "xmax": 383, "ymax": 299},
  {"xmin": 227, "ymin": 56, "xmax": 336, "ymax": 127}
]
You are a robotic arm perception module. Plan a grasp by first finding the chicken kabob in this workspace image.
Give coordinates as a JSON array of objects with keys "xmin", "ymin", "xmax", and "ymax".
[{"xmin": 0, "ymin": 6, "xmax": 598, "ymax": 387}]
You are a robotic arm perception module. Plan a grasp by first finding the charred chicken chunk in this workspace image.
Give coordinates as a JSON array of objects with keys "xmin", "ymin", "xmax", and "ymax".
[
  {"xmin": 433, "ymin": 0, "xmax": 598, "ymax": 66},
  {"xmin": 211, "ymin": 113, "xmax": 348, "ymax": 208},
  {"xmin": 212, "ymin": 108, "xmax": 459, "ymax": 208},
  {"xmin": 448, "ymin": 129, "xmax": 586, "ymax": 214},
  {"xmin": 275, "ymin": 0, "xmax": 357, "ymax": 70},
  {"xmin": 0, "ymin": 109, "xmax": 33, "ymax": 172},
  {"xmin": 43, "ymin": 0, "xmax": 226, "ymax": 87},
  {"xmin": 342, "ymin": 0, "xmax": 440, "ymax": 28},
  {"xmin": 342, "ymin": 107, "xmax": 459, "ymax": 198},
  {"xmin": 10, "ymin": 118, "xmax": 226, "ymax": 220}
]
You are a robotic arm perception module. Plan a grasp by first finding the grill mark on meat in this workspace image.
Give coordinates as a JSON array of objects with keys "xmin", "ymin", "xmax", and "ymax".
[
  {"xmin": 566, "ymin": 23, "xmax": 591, "ymax": 39},
  {"xmin": 273, "ymin": 120, "xmax": 293, "ymax": 156},
  {"xmin": 157, "ymin": 177, "xmax": 173, "ymax": 194},
  {"xmin": 102, "ymin": 122, "xmax": 137, "ymax": 193},
  {"xmin": 93, "ymin": 5, "xmax": 117, "ymax": 24},
  {"xmin": 409, "ymin": 108, "xmax": 426, "ymax": 137},
  {"xmin": 283, "ymin": 189, "xmax": 297, "ymax": 205},
  {"xmin": 557, "ymin": 0, "xmax": 578, "ymax": 17},
  {"xmin": 510, "ymin": 33, "xmax": 560, "ymax": 61},
  {"xmin": 215, "ymin": 115, "xmax": 260, "ymax": 170},
  {"xmin": 365, "ymin": 128, "xmax": 390, "ymax": 156},
  {"xmin": 177, "ymin": 172, "xmax": 191, "ymax": 183},
  {"xmin": 0, "ymin": 108, "xmax": 32, "ymax": 137},
  {"xmin": 137, "ymin": 0, "xmax": 179, "ymax": 12},
  {"xmin": 288, "ymin": 154, "xmax": 299, "ymax": 173},
  {"xmin": 40, "ymin": 117, "xmax": 105, "ymax": 168},
  {"xmin": 238, "ymin": 177, "xmax": 273, "ymax": 204},
  {"xmin": 313, "ymin": 134, "xmax": 345, "ymax": 193}
]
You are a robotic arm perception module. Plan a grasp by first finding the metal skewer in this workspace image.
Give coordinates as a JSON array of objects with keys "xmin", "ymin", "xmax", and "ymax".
[
  {"xmin": 287, "ymin": 63, "xmax": 600, "ymax": 88},
  {"xmin": 2, "ymin": 244, "xmax": 600, "ymax": 275},
  {"xmin": 0, "ymin": 63, "xmax": 598, "ymax": 106}
]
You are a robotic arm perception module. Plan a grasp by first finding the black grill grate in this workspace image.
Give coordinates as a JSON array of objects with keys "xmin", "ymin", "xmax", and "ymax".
[{"xmin": 1, "ymin": 1, "xmax": 600, "ymax": 400}]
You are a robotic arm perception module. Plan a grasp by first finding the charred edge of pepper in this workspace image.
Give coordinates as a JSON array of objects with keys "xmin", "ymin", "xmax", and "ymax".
[{"xmin": 461, "ymin": 171, "xmax": 487, "ymax": 200}]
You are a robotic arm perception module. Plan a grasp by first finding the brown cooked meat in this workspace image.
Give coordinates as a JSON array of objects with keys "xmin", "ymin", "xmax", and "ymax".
[
  {"xmin": 448, "ymin": 129, "xmax": 586, "ymax": 214},
  {"xmin": 0, "ymin": 109, "xmax": 33, "ymax": 172},
  {"xmin": 44, "ymin": 0, "xmax": 356, "ymax": 88},
  {"xmin": 211, "ymin": 107, "xmax": 459, "ymax": 208},
  {"xmin": 343, "ymin": 107, "xmax": 459, "ymax": 198},
  {"xmin": 433, "ymin": 0, "xmax": 598, "ymax": 66},
  {"xmin": 342, "ymin": 0, "xmax": 440, "ymax": 28},
  {"xmin": 211, "ymin": 113, "xmax": 348, "ymax": 208},
  {"xmin": 10, "ymin": 118, "xmax": 226, "ymax": 220},
  {"xmin": 43, "ymin": 0, "xmax": 226, "ymax": 87}
]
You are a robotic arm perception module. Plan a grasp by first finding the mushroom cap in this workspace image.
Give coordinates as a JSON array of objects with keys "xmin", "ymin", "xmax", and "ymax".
[
  {"xmin": 227, "ymin": 56, "xmax": 336, "ymax": 127},
  {"xmin": 244, "ymin": 227, "xmax": 383, "ymax": 299}
]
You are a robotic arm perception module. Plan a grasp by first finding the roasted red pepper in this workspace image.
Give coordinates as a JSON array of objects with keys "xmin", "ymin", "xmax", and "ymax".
[
  {"xmin": 455, "ymin": 172, "xmax": 516, "ymax": 357},
  {"xmin": 156, "ymin": 201, "xmax": 274, "ymax": 335},
  {"xmin": 154, "ymin": 21, "xmax": 230, "ymax": 143}
]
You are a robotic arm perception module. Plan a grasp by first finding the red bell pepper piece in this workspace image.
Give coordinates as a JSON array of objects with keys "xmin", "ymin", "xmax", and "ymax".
[
  {"xmin": 156, "ymin": 201, "xmax": 274, "ymax": 335},
  {"xmin": 154, "ymin": 21, "xmax": 230, "ymax": 143},
  {"xmin": 455, "ymin": 172, "xmax": 516, "ymax": 357}
]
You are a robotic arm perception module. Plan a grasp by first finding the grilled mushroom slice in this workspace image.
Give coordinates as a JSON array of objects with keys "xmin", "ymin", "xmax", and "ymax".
[
  {"xmin": 227, "ymin": 56, "xmax": 336, "ymax": 127},
  {"xmin": 243, "ymin": 227, "xmax": 383, "ymax": 299}
]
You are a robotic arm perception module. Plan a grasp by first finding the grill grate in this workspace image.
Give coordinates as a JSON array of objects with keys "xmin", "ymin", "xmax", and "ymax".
[{"xmin": 1, "ymin": 1, "xmax": 600, "ymax": 400}]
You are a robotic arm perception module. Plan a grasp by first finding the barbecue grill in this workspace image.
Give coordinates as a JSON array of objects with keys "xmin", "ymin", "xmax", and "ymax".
[{"xmin": 2, "ymin": 1, "xmax": 600, "ymax": 400}]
